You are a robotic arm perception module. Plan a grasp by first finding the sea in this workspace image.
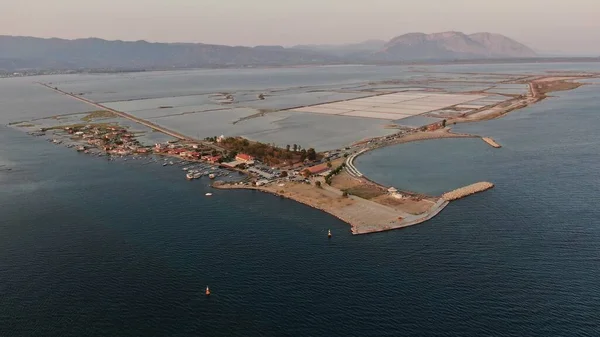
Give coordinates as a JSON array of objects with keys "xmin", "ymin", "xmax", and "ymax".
[{"xmin": 1, "ymin": 64, "xmax": 600, "ymax": 336}]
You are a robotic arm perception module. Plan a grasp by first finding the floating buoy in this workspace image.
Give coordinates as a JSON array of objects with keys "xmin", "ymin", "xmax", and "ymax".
[
  {"xmin": 328, "ymin": 229, "xmax": 332, "ymax": 238},
  {"xmin": 205, "ymin": 286, "xmax": 211, "ymax": 296}
]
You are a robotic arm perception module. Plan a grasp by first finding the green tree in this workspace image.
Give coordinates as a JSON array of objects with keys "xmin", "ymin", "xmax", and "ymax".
[
  {"xmin": 293, "ymin": 144, "xmax": 298, "ymax": 152},
  {"xmin": 286, "ymin": 144, "xmax": 291, "ymax": 152},
  {"xmin": 300, "ymin": 149, "xmax": 307, "ymax": 161},
  {"xmin": 342, "ymin": 191, "xmax": 348, "ymax": 198},
  {"xmin": 326, "ymin": 161, "xmax": 332, "ymax": 168},
  {"xmin": 307, "ymin": 148, "xmax": 317, "ymax": 161},
  {"xmin": 442, "ymin": 119, "xmax": 447, "ymax": 127},
  {"xmin": 280, "ymin": 171, "xmax": 288, "ymax": 178},
  {"xmin": 315, "ymin": 181, "xmax": 322, "ymax": 188}
]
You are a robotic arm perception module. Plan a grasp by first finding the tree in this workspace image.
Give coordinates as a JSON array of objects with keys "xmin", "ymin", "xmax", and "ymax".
[
  {"xmin": 342, "ymin": 191, "xmax": 349, "ymax": 198},
  {"xmin": 315, "ymin": 181, "xmax": 322, "ymax": 188},
  {"xmin": 343, "ymin": 153, "xmax": 349, "ymax": 158},
  {"xmin": 293, "ymin": 144, "xmax": 298, "ymax": 152},
  {"xmin": 301, "ymin": 169, "xmax": 311, "ymax": 177},
  {"xmin": 442, "ymin": 119, "xmax": 447, "ymax": 127},
  {"xmin": 307, "ymin": 148, "xmax": 317, "ymax": 161},
  {"xmin": 211, "ymin": 149, "xmax": 219, "ymax": 156},
  {"xmin": 286, "ymin": 144, "xmax": 291, "ymax": 152},
  {"xmin": 326, "ymin": 161, "xmax": 332, "ymax": 168},
  {"xmin": 280, "ymin": 171, "xmax": 288, "ymax": 178},
  {"xmin": 300, "ymin": 149, "xmax": 307, "ymax": 161}
]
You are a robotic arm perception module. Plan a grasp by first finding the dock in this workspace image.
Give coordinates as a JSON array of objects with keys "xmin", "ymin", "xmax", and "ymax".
[
  {"xmin": 482, "ymin": 137, "xmax": 501, "ymax": 148},
  {"xmin": 442, "ymin": 182, "xmax": 495, "ymax": 201}
]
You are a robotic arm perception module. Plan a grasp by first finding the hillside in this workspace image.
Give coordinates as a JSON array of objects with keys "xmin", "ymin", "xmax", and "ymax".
[
  {"xmin": 0, "ymin": 32, "xmax": 539, "ymax": 72},
  {"xmin": 0, "ymin": 36, "xmax": 340, "ymax": 71},
  {"xmin": 376, "ymin": 31, "xmax": 537, "ymax": 60}
]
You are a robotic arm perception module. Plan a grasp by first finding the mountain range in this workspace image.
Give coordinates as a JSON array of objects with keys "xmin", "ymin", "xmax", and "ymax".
[{"xmin": 0, "ymin": 32, "xmax": 539, "ymax": 72}]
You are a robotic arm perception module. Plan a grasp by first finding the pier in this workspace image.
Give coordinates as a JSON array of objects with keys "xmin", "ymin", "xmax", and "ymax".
[
  {"xmin": 482, "ymin": 137, "xmax": 502, "ymax": 148},
  {"xmin": 442, "ymin": 182, "xmax": 495, "ymax": 201}
]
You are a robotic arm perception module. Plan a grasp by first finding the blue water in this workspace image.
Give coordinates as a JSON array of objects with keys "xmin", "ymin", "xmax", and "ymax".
[{"xmin": 2, "ymin": 64, "xmax": 600, "ymax": 336}]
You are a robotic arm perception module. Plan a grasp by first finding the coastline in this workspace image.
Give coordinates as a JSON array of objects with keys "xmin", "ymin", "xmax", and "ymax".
[
  {"xmin": 213, "ymin": 75, "xmax": 593, "ymax": 234},
  {"xmin": 13, "ymin": 73, "xmax": 598, "ymax": 235}
]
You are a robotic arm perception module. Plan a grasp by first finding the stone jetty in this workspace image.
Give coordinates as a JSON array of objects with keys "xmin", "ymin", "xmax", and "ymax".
[
  {"xmin": 482, "ymin": 137, "xmax": 501, "ymax": 148},
  {"xmin": 442, "ymin": 182, "xmax": 495, "ymax": 201}
]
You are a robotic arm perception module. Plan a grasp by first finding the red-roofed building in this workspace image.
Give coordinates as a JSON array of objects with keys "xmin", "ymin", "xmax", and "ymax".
[
  {"xmin": 206, "ymin": 155, "xmax": 222, "ymax": 163},
  {"xmin": 235, "ymin": 153, "xmax": 255, "ymax": 163},
  {"xmin": 306, "ymin": 163, "xmax": 330, "ymax": 176}
]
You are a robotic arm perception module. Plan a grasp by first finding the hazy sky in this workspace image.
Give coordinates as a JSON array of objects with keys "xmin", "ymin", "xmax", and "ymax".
[{"xmin": 2, "ymin": 0, "xmax": 599, "ymax": 54}]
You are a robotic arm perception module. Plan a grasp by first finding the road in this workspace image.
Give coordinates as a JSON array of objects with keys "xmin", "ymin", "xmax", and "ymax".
[{"xmin": 37, "ymin": 83, "xmax": 225, "ymax": 151}]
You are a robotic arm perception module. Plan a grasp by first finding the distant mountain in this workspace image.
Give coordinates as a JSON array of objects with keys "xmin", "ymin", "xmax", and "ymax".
[
  {"xmin": 0, "ymin": 35, "xmax": 340, "ymax": 71},
  {"xmin": 291, "ymin": 40, "xmax": 386, "ymax": 57},
  {"xmin": 375, "ymin": 32, "xmax": 537, "ymax": 60},
  {"xmin": 0, "ymin": 32, "xmax": 540, "ymax": 72}
]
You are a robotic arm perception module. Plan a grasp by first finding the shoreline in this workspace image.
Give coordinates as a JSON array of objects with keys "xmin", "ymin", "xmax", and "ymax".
[
  {"xmin": 17, "ymin": 73, "xmax": 598, "ymax": 235},
  {"xmin": 213, "ymin": 76, "xmax": 593, "ymax": 234}
]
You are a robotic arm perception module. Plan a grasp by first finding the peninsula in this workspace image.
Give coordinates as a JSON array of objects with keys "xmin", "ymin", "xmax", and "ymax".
[{"xmin": 8, "ymin": 70, "xmax": 598, "ymax": 235}]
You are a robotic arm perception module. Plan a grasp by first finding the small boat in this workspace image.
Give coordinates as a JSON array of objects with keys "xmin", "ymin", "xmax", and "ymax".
[
  {"xmin": 169, "ymin": 161, "xmax": 174, "ymax": 165},
  {"xmin": 205, "ymin": 193, "xmax": 213, "ymax": 196},
  {"xmin": 328, "ymin": 229, "xmax": 332, "ymax": 238},
  {"xmin": 205, "ymin": 286, "xmax": 211, "ymax": 296},
  {"xmin": 183, "ymin": 167, "xmax": 189, "ymax": 171},
  {"xmin": 208, "ymin": 174, "xmax": 216, "ymax": 179},
  {"xmin": 186, "ymin": 172, "xmax": 194, "ymax": 180},
  {"xmin": 162, "ymin": 163, "xmax": 168, "ymax": 166},
  {"xmin": 193, "ymin": 172, "xmax": 202, "ymax": 179}
]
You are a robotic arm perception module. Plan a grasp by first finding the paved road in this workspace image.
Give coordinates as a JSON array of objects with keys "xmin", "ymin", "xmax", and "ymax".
[{"xmin": 37, "ymin": 83, "xmax": 225, "ymax": 151}]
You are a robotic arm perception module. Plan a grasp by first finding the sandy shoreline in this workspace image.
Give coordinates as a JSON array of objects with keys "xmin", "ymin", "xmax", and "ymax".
[{"xmin": 213, "ymin": 75, "xmax": 595, "ymax": 234}]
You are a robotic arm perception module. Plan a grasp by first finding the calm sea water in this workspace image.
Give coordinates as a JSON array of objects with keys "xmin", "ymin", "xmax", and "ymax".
[{"xmin": 2, "ymin": 64, "xmax": 600, "ymax": 336}]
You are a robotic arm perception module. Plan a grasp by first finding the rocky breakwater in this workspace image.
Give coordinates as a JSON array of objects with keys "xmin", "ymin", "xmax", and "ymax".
[
  {"xmin": 482, "ymin": 137, "xmax": 501, "ymax": 148},
  {"xmin": 442, "ymin": 182, "xmax": 495, "ymax": 201}
]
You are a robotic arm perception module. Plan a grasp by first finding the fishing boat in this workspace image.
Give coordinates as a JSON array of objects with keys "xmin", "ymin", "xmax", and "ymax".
[
  {"xmin": 205, "ymin": 286, "xmax": 211, "ymax": 296},
  {"xmin": 328, "ymin": 229, "xmax": 332, "ymax": 238},
  {"xmin": 205, "ymin": 193, "xmax": 213, "ymax": 196},
  {"xmin": 186, "ymin": 172, "xmax": 194, "ymax": 180},
  {"xmin": 193, "ymin": 172, "xmax": 202, "ymax": 179},
  {"xmin": 162, "ymin": 163, "xmax": 168, "ymax": 166}
]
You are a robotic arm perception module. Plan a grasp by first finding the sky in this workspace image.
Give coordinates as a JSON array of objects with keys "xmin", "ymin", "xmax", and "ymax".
[{"xmin": 2, "ymin": 0, "xmax": 599, "ymax": 55}]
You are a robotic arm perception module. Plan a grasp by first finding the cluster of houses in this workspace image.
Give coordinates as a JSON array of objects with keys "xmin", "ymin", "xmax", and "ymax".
[{"xmin": 65, "ymin": 125, "xmax": 149, "ymax": 156}]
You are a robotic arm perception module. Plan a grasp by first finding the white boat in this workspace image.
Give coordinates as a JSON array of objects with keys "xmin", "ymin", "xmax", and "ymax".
[
  {"xmin": 183, "ymin": 167, "xmax": 189, "ymax": 171},
  {"xmin": 208, "ymin": 174, "xmax": 216, "ymax": 179},
  {"xmin": 193, "ymin": 172, "xmax": 202, "ymax": 179},
  {"xmin": 169, "ymin": 161, "xmax": 174, "ymax": 165},
  {"xmin": 186, "ymin": 172, "xmax": 194, "ymax": 180},
  {"xmin": 205, "ymin": 193, "xmax": 213, "ymax": 196}
]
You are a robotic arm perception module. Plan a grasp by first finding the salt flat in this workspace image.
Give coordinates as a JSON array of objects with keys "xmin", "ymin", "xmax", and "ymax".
[{"xmin": 292, "ymin": 92, "xmax": 492, "ymax": 121}]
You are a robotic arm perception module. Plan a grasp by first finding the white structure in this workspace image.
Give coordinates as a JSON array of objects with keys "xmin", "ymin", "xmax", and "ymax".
[{"xmin": 217, "ymin": 135, "xmax": 226, "ymax": 143}]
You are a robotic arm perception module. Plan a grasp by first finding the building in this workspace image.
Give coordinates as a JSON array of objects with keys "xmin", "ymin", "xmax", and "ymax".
[
  {"xmin": 306, "ymin": 163, "xmax": 331, "ymax": 176},
  {"xmin": 235, "ymin": 153, "xmax": 255, "ymax": 163},
  {"xmin": 201, "ymin": 155, "xmax": 222, "ymax": 163}
]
